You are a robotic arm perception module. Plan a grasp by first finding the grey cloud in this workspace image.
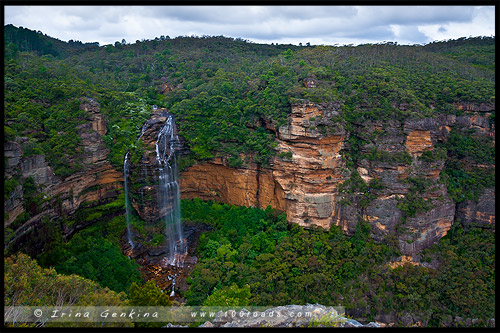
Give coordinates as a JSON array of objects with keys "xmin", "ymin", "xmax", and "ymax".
[
  {"xmin": 4, "ymin": 5, "xmax": 494, "ymax": 46},
  {"xmin": 230, "ymin": 14, "xmax": 393, "ymax": 41},
  {"xmin": 270, "ymin": 6, "xmax": 358, "ymax": 20},
  {"xmin": 139, "ymin": 6, "xmax": 265, "ymax": 24},
  {"xmin": 4, "ymin": 6, "xmax": 24, "ymax": 20},
  {"xmin": 139, "ymin": 6, "xmax": 358, "ymax": 27},
  {"xmin": 335, "ymin": 25, "xmax": 395, "ymax": 40},
  {"xmin": 397, "ymin": 25, "xmax": 432, "ymax": 44},
  {"xmin": 356, "ymin": 6, "xmax": 475, "ymax": 26}
]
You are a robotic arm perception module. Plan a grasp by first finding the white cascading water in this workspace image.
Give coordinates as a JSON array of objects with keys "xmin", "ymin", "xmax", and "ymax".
[
  {"xmin": 155, "ymin": 113, "xmax": 186, "ymax": 268},
  {"xmin": 167, "ymin": 273, "xmax": 178, "ymax": 297},
  {"xmin": 124, "ymin": 122, "xmax": 150, "ymax": 249},
  {"xmin": 124, "ymin": 111, "xmax": 186, "ymax": 296},
  {"xmin": 124, "ymin": 152, "xmax": 134, "ymax": 248},
  {"xmin": 138, "ymin": 122, "xmax": 149, "ymax": 140}
]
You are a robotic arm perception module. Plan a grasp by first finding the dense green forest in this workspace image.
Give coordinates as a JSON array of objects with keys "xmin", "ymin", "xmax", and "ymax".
[
  {"xmin": 4, "ymin": 24, "xmax": 494, "ymax": 172},
  {"xmin": 5, "ymin": 199, "xmax": 494, "ymax": 327},
  {"xmin": 181, "ymin": 199, "xmax": 494, "ymax": 327},
  {"xmin": 3, "ymin": 24, "xmax": 495, "ymax": 328}
]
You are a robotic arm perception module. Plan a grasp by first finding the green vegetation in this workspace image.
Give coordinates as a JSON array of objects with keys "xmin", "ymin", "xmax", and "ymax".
[
  {"xmin": 3, "ymin": 25, "xmax": 495, "ymax": 328},
  {"xmin": 22, "ymin": 176, "xmax": 48, "ymax": 217},
  {"xmin": 337, "ymin": 170, "xmax": 381, "ymax": 210},
  {"xmin": 4, "ymin": 253, "xmax": 130, "ymax": 327},
  {"xmin": 37, "ymin": 213, "xmax": 142, "ymax": 294},
  {"xmin": 441, "ymin": 165, "xmax": 495, "ymax": 204},
  {"xmin": 437, "ymin": 128, "xmax": 495, "ymax": 203},
  {"xmin": 5, "ymin": 252, "xmax": 127, "ymax": 306},
  {"xmin": 5, "ymin": 25, "xmax": 494, "ymax": 170},
  {"xmin": 397, "ymin": 176, "xmax": 434, "ymax": 219},
  {"xmin": 129, "ymin": 280, "xmax": 172, "ymax": 306},
  {"xmin": 8, "ymin": 201, "xmax": 492, "ymax": 327},
  {"xmin": 4, "ymin": 24, "xmax": 99, "ymax": 57},
  {"xmin": 182, "ymin": 199, "xmax": 495, "ymax": 327},
  {"xmin": 424, "ymin": 36, "xmax": 495, "ymax": 71},
  {"xmin": 278, "ymin": 150, "xmax": 293, "ymax": 160},
  {"xmin": 414, "ymin": 223, "xmax": 495, "ymax": 326},
  {"xmin": 101, "ymin": 95, "xmax": 151, "ymax": 169},
  {"xmin": 364, "ymin": 148, "xmax": 412, "ymax": 165},
  {"xmin": 4, "ymin": 252, "xmax": 172, "ymax": 328},
  {"xmin": 129, "ymin": 280, "xmax": 172, "ymax": 328},
  {"xmin": 181, "ymin": 198, "xmax": 398, "ymax": 306},
  {"xmin": 418, "ymin": 147, "xmax": 447, "ymax": 163},
  {"xmin": 202, "ymin": 283, "xmax": 252, "ymax": 306},
  {"xmin": 444, "ymin": 128, "xmax": 495, "ymax": 165}
]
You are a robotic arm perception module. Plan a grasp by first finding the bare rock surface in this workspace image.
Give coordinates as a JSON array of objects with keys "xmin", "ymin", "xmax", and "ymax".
[
  {"xmin": 192, "ymin": 304, "xmax": 380, "ymax": 328},
  {"xmin": 178, "ymin": 100, "xmax": 495, "ymax": 255}
]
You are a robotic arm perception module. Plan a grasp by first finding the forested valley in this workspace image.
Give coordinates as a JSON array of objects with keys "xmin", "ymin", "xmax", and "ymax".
[{"xmin": 4, "ymin": 24, "xmax": 495, "ymax": 328}]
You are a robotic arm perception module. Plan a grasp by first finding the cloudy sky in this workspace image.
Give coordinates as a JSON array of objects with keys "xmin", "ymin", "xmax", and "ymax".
[{"xmin": 4, "ymin": 5, "xmax": 495, "ymax": 46}]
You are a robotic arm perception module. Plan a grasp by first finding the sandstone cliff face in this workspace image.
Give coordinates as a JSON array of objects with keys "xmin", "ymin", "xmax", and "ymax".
[
  {"xmin": 456, "ymin": 187, "xmax": 495, "ymax": 227},
  {"xmin": 179, "ymin": 101, "xmax": 495, "ymax": 255},
  {"xmin": 6, "ymin": 98, "xmax": 493, "ymax": 257},
  {"xmin": 4, "ymin": 98, "xmax": 123, "ymax": 256},
  {"xmin": 181, "ymin": 102, "xmax": 347, "ymax": 229}
]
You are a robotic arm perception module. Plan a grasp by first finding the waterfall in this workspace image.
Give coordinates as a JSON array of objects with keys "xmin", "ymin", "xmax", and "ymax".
[
  {"xmin": 124, "ymin": 152, "xmax": 134, "ymax": 248},
  {"xmin": 138, "ymin": 122, "xmax": 149, "ymax": 140},
  {"xmin": 123, "ymin": 110, "xmax": 186, "ymax": 268},
  {"xmin": 155, "ymin": 113, "xmax": 186, "ymax": 267},
  {"xmin": 124, "ymin": 122, "xmax": 149, "ymax": 249},
  {"xmin": 167, "ymin": 273, "xmax": 178, "ymax": 297}
]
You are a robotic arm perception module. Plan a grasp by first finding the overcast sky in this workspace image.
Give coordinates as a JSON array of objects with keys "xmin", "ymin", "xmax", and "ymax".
[{"xmin": 4, "ymin": 5, "xmax": 495, "ymax": 46}]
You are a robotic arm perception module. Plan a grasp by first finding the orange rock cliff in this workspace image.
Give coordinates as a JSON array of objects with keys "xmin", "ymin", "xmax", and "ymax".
[
  {"xmin": 178, "ymin": 101, "xmax": 495, "ymax": 255},
  {"xmin": 4, "ymin": 100, "xmax": 495, "ymax": 257}
]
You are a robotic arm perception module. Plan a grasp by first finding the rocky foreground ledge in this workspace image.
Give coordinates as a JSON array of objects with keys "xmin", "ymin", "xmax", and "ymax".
[{"xmin": 164, "ymin": 304, "xmax": 381, "ymax": 328}]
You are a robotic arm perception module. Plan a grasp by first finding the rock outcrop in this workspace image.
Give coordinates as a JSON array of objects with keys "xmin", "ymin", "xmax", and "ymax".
[
  {"xmin": 5, "ymin": 98, "xmax": 494, "ymax": 257},
  {"xmin": 4, "ymin": 98, "xmax": 123, "ymax": 256},
  {"xmin": 456, "ymin": 187, "xmax": 495, "ymax": 227},
  {"xmin": 194, "ymin": 304, "xmax": 380, "ymax": 328},
  {"xmin": 126, "ymin": 109, "xmax": 186, "ymax": 223},
  {"xmin": 179, "ymin": 100, "xmax": 495, "ymax": 255},
  {"xmin": 181, "ymin": 102, "xmax": 346, "ymax": 230}
]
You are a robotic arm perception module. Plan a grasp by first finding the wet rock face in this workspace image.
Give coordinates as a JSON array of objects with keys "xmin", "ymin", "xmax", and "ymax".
[
  {"xmin": 4, "ymin": 98, "xmax": 123, "ymax": 256},
  {"xmin": 127, "ymin": 109, "xmax": 185, "ymax": 223},
  {"xmin": 178, "ymin": 101, "xmax": 495, "ymax": 255}
]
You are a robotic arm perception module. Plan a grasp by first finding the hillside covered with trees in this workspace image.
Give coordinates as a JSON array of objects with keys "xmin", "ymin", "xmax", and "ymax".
[{"xmin": 3, "ymin": 24, "xmax": 495, "ymax": 328}]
